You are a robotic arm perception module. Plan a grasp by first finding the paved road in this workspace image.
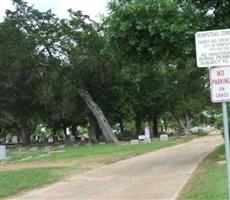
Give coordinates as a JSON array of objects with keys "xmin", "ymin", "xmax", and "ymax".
[{"xmin": 11, "ymin": 134, "xmax": 223, "ymax": 200}]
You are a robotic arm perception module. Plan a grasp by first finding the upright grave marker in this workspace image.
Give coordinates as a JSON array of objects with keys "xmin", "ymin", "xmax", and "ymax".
[{"xmin": 196, "ymin": 28, "xmax": 230, "ymax": 200}]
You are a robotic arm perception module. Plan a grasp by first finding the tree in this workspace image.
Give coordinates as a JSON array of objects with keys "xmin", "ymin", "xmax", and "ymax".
[
  {"xmin": 105, "ymin": 0, "xmax": 210, "ymax": 135},
  {"xmin": 58, "ymin": 10, "xmax": 119, "ymax": 143},
  {"xmin": 1, "ymin": 0, "xmax": 119, "ymax": 144},
  {"xmin": 0, "ymin": 13, "xmax": 45, "ymax": 145}
]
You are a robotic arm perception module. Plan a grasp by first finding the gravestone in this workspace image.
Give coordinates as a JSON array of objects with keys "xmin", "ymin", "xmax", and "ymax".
[
  {"xmin": 30, "ymin": 147, "xmax": 39, "ymax": 151},
  {"xmin": 160, "ymin": 134, "xmax": 168, "ymax": 141},
  {"xmin": 138, "ymin": 123, "xmax": 151, "ymax": 142},
  {"xmin": 0, "ymin": 138, "xmax": 4, "ymax": 144},
  {"xmin": 48, "ymin": 136, "xmax": 53, "ymax": 143},
  {"xmin": 144, "ymin": 123, "xmax": 151, "ymax": 139},
  {"xmin": 42, "ymin": 146, "xmax": 52, "ymax": 153},
  {"xmin": 5, "ymin": 135, "xmax": 11, "ymax": 144},
  {"xmin": 40, "ymin": 135, "xmax": 46, "ymax": 143},
  {"xmin": 18, "ymin": 147, "xmax": 27, "ymax": 152},
  {"xmin": 70, "ymin": 135, "xmax": 75, "ymax": 143},
  {"xmin": 144, "ymin": 138, "xmax": 151, "ymax": 144},
  {"xmin": 73, "ymin": 144, "xmax": 80, "ymax": 147},
  {"xmin": 66, "ymin": 127, "xmax": 71, "ymax": 135},
  {"xmin": 130, "ymin": 139, "xmax": 139, "ymax": 145},
  {"xmin": 58, "ymin": 144, "xmax": 65, "ymax": 149},
  {"xmin": 99, "ymin": 142, "xmax": 106, "ymax": 145},
  {"xmin": 0, "ymin": 145, "xmax": 8, "ymax": 160},
  {"xmin": 12, "ymin": 136, "xmax": 18, "ymax": 144}
]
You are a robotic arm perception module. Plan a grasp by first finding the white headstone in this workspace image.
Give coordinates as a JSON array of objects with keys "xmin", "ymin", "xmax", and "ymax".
[
  {"xmin": 0, "ymin": 145, "xmax": 7, "ymax": 160},
  {"xmin": 66, "ymin": 127, "xmax": 71, "ymax": 136},
  {"xmin": 30, "ymin": 147, "xmax": 38, "ymax": 151},
  {"xmin": 160, "ymin": 134, "xmax": 168, "ymax": 141},
  {"xmin": 144, "ymin": 138, "xmax": 151, "ymax": 144},
  {"xmin": 144, "ymin": 123, "xmax": 150, "ymax": 139},
  {"xmin": 12, "ymin": 136, "xmax": 18, "ymax": 144},
  {"xmin": 70, "ymin": 135, "xmax": 75, "ymax": 143},
  {"xmin": 58, "ymin": 144, "xmax": 65, "ymax": 149},
  {"xmin": 130, "ymin": 139, "xmax": 139, "ymax": 145},
  {"xmin": 5, "ymin": 135, "xmax": 11, "ymax": 144},
  {"xmin": 48, "ymin": 136, "xmax": 53, "ymax": 143}
]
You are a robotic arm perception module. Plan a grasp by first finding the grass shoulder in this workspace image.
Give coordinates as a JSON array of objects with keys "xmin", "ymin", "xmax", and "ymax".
[{"xmin": 178, "ymin": 144, "xmax": 227, "ymax": 200}]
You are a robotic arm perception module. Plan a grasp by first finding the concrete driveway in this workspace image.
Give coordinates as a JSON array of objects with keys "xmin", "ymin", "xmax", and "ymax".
[{"xmin": 10, "ymin": 133, "xmax": 223, "ymax": 200}]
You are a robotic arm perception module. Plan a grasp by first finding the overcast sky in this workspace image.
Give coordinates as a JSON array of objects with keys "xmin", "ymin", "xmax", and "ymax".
[{"xmin": 0, "ymin": 0, "xmax": 109, "ymax": 22}]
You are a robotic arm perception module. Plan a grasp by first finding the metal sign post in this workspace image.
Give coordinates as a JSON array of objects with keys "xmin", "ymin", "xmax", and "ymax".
[
  {"xmin": 222, "ymin": 102, "xmax": 230, "ymax": 200},
  {"xmin": 209, "ymin": 66, "xmax": 230, "ymax": 199}
]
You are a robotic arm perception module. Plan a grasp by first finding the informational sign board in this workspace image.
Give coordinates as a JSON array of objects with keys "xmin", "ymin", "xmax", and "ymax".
[
  {"xmin": 210, "ymin": 66, "xmax": 230, "ymax": 103},
  {"xmin": 195, "ymin": 29, "xmax": 230, "ymax": 67},
  {"xmin": 197, "ymin": 29, "xmax": 230, "ymax": 200}
]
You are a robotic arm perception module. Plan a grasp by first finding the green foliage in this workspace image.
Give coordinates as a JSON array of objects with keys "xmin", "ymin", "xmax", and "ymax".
[
  {"xmin": 0, "ymin": 118, "xmax": 20, "ymax": 137},
  {"xmin": 0, "ymin": 0, "xmax": 225, "ymax": 142},
  {"xmin": 104, "ymin": 0, "xmax": 211, "ymax": 133}
]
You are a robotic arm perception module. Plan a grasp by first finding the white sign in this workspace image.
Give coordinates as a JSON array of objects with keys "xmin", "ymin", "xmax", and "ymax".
[
  {"xmin": 195, "ymin": 29, "xmax": 230, "ymax": 67},
  {"xmin": 210, "ymin": 66, "xmax": 230, "ymax": 103}
]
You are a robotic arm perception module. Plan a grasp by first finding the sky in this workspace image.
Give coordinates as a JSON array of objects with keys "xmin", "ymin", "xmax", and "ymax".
[{"xmin": 0, "ymin": 0, "xmax": 109, "ymax": 22}]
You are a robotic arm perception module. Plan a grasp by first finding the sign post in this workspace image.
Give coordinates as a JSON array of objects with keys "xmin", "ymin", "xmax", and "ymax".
[
  {"xmin": 209, "ymin": 66, "xmax": 230, "ymax": 199},
  {"xmin": 222, "ymin": 102, "xmax": 230, "ymax": 199},
  {"xmin": 196, "ymin": 29, "xmax": 230, "ymax": 200}
]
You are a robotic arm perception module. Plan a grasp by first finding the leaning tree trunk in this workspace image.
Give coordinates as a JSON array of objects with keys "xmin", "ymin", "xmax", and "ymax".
[{"xmin": 77, "ymin": 89, "xmax": 119, "ymax": 144}]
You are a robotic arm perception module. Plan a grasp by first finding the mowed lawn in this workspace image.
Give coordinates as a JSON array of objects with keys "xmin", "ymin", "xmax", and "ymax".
[
  {"xmin": 0, "ymin": 138, "xmax": 185, "ymax": 199},
  {"xmin": 178, "ymin": 144, "xmax": 228, "ymax": 200}
]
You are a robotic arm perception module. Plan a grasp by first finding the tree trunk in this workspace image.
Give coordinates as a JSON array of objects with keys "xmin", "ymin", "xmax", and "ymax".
[
  {"xmin": 64, "ymin": 127, "xmax": 70, "ymax": 143},
  {"xmin": 185, "ymin": 114, "xmax": 192, "ymax": 135},
  {"xmin": 72, "ymin": 126, "xmax": 79, "ymax": 142},
  {"xmin": 53, "ymin": 128, "xmax": 58, "ymax": 143},
  {"xmin": 179, "ymin": 115, "xmax": 192, "ymax": 136},
  {"xmin": 153, "ymin": 113, "xmax": 158, "ymax": 137},
  {"xmin": 135, "ymin": 114, "xmax": 142, "ymax": 135},
  {"xmin": 148, "ymin": 116, "xmax": 154, "ymax": 138},
  {"xmin": 119, "ymin": 119, "xmax": 124, "ymax": 134},
  {"xmin": 20, "ymin": 120, "xmax": 30, "ymax": 146},
  {"xmin": 77, "ymin": 89, "xmax": 119, "ymax": 144},
  {"xmin": 89, "ymin": 115, "xmax": 98, "ymax": 143},
  {"xmin": 163, "ymin": 116, "xmax": 168, "ymax": 133}
]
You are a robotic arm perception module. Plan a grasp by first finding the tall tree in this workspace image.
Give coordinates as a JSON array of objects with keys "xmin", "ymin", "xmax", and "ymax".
[
  {"xmin": 59, "ymin": 10, "xmax": 119, "ymax": 144},
  {"xmin": 105, "ymin": 0, "xmax": 209, "ymax": 135},
  {"xmin": 0, "ymin": 14, "xmax": 45, "ymax": 145}
]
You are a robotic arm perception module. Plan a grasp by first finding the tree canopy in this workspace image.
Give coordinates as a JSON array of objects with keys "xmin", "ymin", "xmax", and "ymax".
[{"xmin": 0, "ymin": 0, "xmax": 223, "ymax": 145}]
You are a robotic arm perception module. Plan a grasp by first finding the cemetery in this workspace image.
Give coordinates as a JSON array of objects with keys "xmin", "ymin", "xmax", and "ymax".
[{"xmin": 0, "ymin": 0, "xmax": 229, "ymax": 199}]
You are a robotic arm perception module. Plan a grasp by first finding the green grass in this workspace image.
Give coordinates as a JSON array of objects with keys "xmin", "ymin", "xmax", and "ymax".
[
  {"xmin": 0, "ymin": 138, "xmax": 186, "ymax": 199},
  {"xmin": 178, "ymin": 145, "xmax": 228, "ymax": 200},
  {"xmin": 0, "ymin": 167, "xmax": 77, "ymax": 199},
  {"xmin": 7, "ymin": 139, "xmax": 178, "ymax": 163}
]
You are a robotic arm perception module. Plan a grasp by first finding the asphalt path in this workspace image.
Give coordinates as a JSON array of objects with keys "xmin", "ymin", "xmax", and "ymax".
[{"xmin": 10, "ymin": 133, "xmax": 223, "ymax": 200}]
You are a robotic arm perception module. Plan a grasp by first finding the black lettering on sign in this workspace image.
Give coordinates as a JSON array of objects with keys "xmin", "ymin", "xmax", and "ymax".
[{"xmin": 217, "ymin": 70, "xmax": 224, "ymax": 76}]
